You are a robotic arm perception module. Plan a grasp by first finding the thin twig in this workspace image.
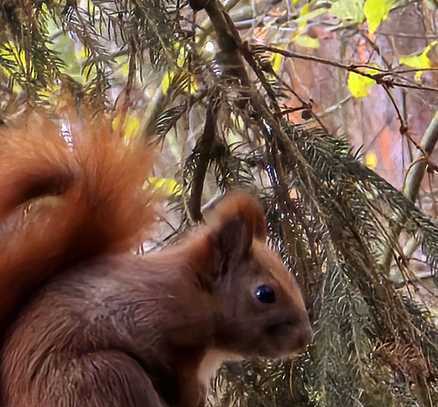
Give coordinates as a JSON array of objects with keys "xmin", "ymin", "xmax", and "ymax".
[
  {"xmin": 261, "ymin": 45, "xmax": 438, "ymax": 93},
  {"xmin": 381, "ymin": 83, "xmax": 408, "ymax": 134}
]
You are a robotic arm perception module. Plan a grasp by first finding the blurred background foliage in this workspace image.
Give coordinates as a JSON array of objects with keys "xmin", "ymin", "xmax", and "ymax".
[{"xmin": 0, "ymin": 0, "xmax": 437, "ymax": 406}]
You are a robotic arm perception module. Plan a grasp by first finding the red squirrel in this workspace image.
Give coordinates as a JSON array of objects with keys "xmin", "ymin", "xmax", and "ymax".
[{"xmin": 0, "ymin": 109, "xmax": 312, "ymax": 407}]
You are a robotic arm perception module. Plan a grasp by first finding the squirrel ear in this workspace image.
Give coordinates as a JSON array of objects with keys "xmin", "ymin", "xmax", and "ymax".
[{"xmin": 206, "ymin": 191, "xmax": 267, "ymax": 265}]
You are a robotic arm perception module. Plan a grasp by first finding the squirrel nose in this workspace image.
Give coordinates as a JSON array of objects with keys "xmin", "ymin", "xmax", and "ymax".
[
  {"xmin": 297, "ymin": 320, "xmax": 313, "ymax": 350},
  {"xmin": 288, "ymin": 315, "xmax": 313, "ymax": 352},
  {"xmin": 266, "ymin": 316, "xmax": 313, "ymax": 350}
]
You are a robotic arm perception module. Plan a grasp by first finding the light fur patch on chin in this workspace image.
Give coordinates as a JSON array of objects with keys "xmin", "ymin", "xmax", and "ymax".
[{"xmin": 197, "ymin": 349, "xmax": 243, "ymax": 389}]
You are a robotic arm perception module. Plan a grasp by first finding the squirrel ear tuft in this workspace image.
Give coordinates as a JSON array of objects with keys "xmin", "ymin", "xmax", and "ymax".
[{"xmin": 206, "ymin": 191, "xmax": 267, "ymax": 262}]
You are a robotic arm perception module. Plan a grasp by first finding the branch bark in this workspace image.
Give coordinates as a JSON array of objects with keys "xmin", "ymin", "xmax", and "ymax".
[
  {"xmin": 381, "ymin": 112, "xmax": 438, "ymax": 273},
  {"xmin": 188, "ymin": 98, "xmax": 218, "ymax": 222},
  {"xmin": 404, "ymin": 113, "xmax": 438, "ymax": 202}
]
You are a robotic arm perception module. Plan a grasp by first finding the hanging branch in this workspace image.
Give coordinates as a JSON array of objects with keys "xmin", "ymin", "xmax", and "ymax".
[
  {"xmin": 381, "ymin": 112, "xmax": 438, "ymax": 273},
  {"xmin": 188, "ymin": 96, "xmax": 219, "ymax": 222}
]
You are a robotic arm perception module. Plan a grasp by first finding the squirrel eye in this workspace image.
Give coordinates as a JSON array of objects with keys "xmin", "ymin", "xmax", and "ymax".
[{"xmin": 255, "ymin": 285, "xmax": 276, "ymax": 304}]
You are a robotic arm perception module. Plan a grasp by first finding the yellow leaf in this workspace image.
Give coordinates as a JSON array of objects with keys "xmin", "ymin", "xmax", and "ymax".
[
  {"xmin": 176, "ymin": 46, "xmax": 187, "ymax": 69},
  {"xmin": 400, "ymin": 41, "xmax": 437, "ymax": 81},
  {"xmin": 147, "ymin": 177, "xmax": 182, "ymax": 197},
  {"xmin": 364, "ymin": 151, "xmax": 378, "ymax": 169},
  {"xmin": 291, "ymin": 0, "xmax": 300, "ymax": 5},
  {"xmin": 187, "ymin": 74, "xmax": 199, "ymax": 94},
  {"xmin": 75, "ymin": 46, "xmax": 89, "ymax": 62},
  {"xmin": 300, "ymin": 4, "xmax": 310, "ymax": 15},
  {"xmin": 161, "ymin": 70, "xmax": 175, "ymax": 95},
  {"xmin": 364, "ymin": 0, "xmax": 395, "ymax": 33},
  {"xmin": 0, "ymin": 41, "xmax": 36, "ymax": 87},
  {"xmin": 0, "ymin": 41, "xmax": 28, "ymax": 69},
  {"xmin": 347, "ymin": 69, "xmax": 378, "ymax": 98},
  {"xmin": 400, "ymin": 54, "xmax": 430, "ymax": 69},
  {"xmin": 112, "ymin": 113, "xmax": 141, "ymax": 140},
  {"xmin": 38, "ymin": 83, "xmax": 61, "ymax": 101},
  {"xmin": 271, "ymin": 52, "xmax": 284, "ymax": 73},
  {"xmin": 115, "ymin": 55, "xmax": 130, "ymax": 78},
  {"xmin": 124, "ymin": 115, "xmax": 141, "ymax": 139},
  {"xmin": 294, "ymin": 35, "xmax": 320, "ymax": 49},
  {"xmin": 161, "ymin": 70, "xmax": 198, "ymax": 95}
]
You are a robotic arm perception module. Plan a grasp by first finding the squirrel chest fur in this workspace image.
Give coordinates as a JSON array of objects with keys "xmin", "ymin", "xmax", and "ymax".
[{"xmin": 0, "ymin": 110, "xmax": 312, "ymax": 407}]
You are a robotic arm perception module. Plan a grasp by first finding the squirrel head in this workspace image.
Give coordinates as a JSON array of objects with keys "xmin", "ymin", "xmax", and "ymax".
[{"xmin": 199, "ymin": 192, "xmax": 312, "ymax": 359}]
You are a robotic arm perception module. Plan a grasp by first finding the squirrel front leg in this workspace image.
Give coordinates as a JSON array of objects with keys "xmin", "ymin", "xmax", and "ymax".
[
  {"xmin": 5, "ymin": 350, "xmax": 166, "ymax": 407},
  {"xmin": 178, "ymin": 378, "xmax": 206, "ymax": 407}
]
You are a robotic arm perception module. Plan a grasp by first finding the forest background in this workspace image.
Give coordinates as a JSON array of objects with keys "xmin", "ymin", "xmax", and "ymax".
[{"xmin": 0, "ymin": 0, "xmax": 437, "ymax": 406}]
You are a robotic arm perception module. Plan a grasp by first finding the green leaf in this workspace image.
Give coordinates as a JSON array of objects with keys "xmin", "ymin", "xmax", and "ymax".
[
  {"xmin": 294, "ymin": 35, "xmax": 320, "ymax": 49},
  {"xmin": 330, "ymin": 0, "xmax": 365, "ymax": 23},
  {"xmin": 400, "ymin": 41, "xmax": 437, "ymax": 80},
  {"xmin": 52, "ymin": 34, "xmax": 81, "ymax": 80},
  {"xmin": 425, "ymin": 0, "xmax": 437, "ymax": 10},
  {"xmin": 347, "ymin": 69, "xmax": 377, "ymax": 98},
  {"xmin": 363, "ymin": 0, "xmax": 395, "ymax": 33},
  {"xmin": 296, "ymin": 6, "xmax": 327, "ymax": 31}
]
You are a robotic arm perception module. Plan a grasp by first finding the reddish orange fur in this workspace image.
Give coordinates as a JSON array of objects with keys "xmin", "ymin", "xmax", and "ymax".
[
  {"xmin": 0, "ymin": 109, "xmax": 311, "ymax": 407},
  {"xmin": 0, "ymin": 110, "xmax": 155, "ymax": 326},
  {"xmin": 204, "ymin": 191, "xmax": 267, "ymax": 240}
]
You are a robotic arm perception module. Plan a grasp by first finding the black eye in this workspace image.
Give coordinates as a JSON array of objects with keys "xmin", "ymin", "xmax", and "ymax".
[{"xmin": 255, "ymin": 285, "xmax": 276, "ymax": 304}]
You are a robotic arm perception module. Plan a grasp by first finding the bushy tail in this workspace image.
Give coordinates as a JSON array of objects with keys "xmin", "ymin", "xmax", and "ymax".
[{"xmin": 0, "ymin": 109, "xmax": 156, "ymax": 326}]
